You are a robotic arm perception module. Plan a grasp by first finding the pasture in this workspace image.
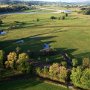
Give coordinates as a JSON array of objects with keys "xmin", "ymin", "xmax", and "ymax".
[{"xmin": 0, "ymin": 13, "xmax": 90, "ymax": 60}]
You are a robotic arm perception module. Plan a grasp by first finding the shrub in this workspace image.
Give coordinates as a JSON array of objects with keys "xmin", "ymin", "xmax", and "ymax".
[
  {"xmin": 65, "ymin": 13, "xmax": 68, "ymax": 17},
  {"xmin": 42, "ymin": 66, "xmax": 49, "ymax": 77},
  {"xmin": 71, "ymin": 67, "xmax": 90, "ymax": 89},
  {"xmin": 36, "ymin": 67, "xmax": 42, "ymax": 75},
  {"xmin": 71, "ymin": 66, "xmax": 82, "ymax": 87},
  {"xmin": 0, "ymin": 19, "xmax": 3, "ymax": 25},
  {"xmin": 72, "ymin": 59, "xmax": 78, "ymax": 67},
  {"xmin": 82, "ymin": 58, "xmax": 90, "ymax": 68},
  {"xmin": 61, "ymin": 16, "xmax": 65, "ymax": 20},
  {"xmin": 37, "ymin": 18, "xmax": 40, "ymax": 22},
  {"xmin": 61, "ymin": 61, "xmax": 67, "ymax": 67},
  {"xmin": 50, "ymin": 16, "xmax": 57, "ymax": 20}
]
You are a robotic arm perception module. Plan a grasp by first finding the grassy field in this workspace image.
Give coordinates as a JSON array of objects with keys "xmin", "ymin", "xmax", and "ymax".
[
  {"xmin": 0, "ymin": 7, "xmax": 90, "ymax": 90},
  {"xmin": 0, "ymin": 12, "xmax": 90, "ymax": 61},
  {"xmin": 0, "ymin": 78, "xmax": 70, "ymax": 90}
]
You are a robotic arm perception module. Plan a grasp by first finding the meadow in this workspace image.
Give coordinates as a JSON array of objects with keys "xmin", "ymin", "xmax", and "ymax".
[{"xmin": 0, "ymin": 12, "xmax": 90, "ymax": 60}]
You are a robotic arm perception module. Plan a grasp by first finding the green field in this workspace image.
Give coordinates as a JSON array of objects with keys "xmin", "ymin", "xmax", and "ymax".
[
  {"xmin": 0, "ymin": 78, "xmax": 70, "ymax": 90},
  {"xmin": 0, "ymin": 7, "xmax": 90, "ymax": 90},
  {"xmin": 0, "ymin": 13, "xmax": 90, "ymax": 60}
]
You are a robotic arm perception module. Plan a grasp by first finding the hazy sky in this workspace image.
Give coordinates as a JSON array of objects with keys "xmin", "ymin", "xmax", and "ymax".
[{"xmin": 24, "ymin": 0, "xmax": 90, "ymax": 2}]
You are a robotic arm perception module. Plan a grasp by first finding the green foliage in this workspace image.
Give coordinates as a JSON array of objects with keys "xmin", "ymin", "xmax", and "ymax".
[
  {"xmin": 59, "ymin": 66, "xmax": 67, "ymax": 82},
  {"xmin": 71, "ymin": 66, "xmax": 82, "ymax": 87},
  {"xmin": 0, "ymin": 19, "xmax": 3, "ymax": 25},
  {"xmin": 80, "ymin": 68, "xmax": 90, "ymax": 89},
  {"xmin": 50, "ymin": 16, "xmax": 57, "ymax": 20},
  {"xmin": 0, "ymin": 50, "xmax": 4, "ymax": 68},
  {"xmin": 16, "ymin": 46, "xmax": 21, "ymax": 54},
  {"xmin": 82, "ymin": 8, "xmax": 90, "ymax": 15},
  {"xmin": 43, "ymin": 66, "xmax": 49, "ymax": 76},
  {"xmin": 61, "ymin": 16, "xmax": 65, "ymax": 20},
  {"xmin": 37, "ymin": 18, "xmax": 40, "ymax": 22},
  {"xmin": 17, "ymin": 53, "xmax": 30, "ymax": 73},
  {"xmin": 65, "ymin": 13, "xmax": 68, "ymax": 17},
  {"xmin": 71, "ymin": 66, "xmax": 90, "ymax": 89},
  {"xmin": 49, "ymin": 63, "xmax": 59, "ymax": 78},
  {"xmin": 82, "ymin": 58, "xmax": 90, "ymax": 68},
  {"xmin": 17, "ymin": 60, "xmax": 31, "ymax": 73},
  {"xmin": 61, "ymin": 61, "xmax": 67, "ymax": 67},
  {"xmin": 72, "ymin": 59, "xmax": 78, "ymax": 67}
]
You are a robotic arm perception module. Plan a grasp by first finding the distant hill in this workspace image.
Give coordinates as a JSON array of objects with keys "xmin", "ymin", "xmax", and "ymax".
[{"xmin": 0, "ymin": 0, "xmax": 90, "ymax": 6}]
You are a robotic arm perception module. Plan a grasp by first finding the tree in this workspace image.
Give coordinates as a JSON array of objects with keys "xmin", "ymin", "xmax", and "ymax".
[
  {"xmin": 59, "ymin": 66, "xmax": 67, "ymax": 82},
  {"xmin": 50, "ymin": 16, "xmax": 57, "ymax": 20},
  {"xmin": 61, "ymin": 16, "xmax": 65, "ymax": 20},
  {"xmin": 16, "ymin": 46, "xmax": 21, "ymax": 54},
  {"xmin": 49, "ymin": 63, "xmax": 59, "ymax": 79},
  {"xmin": 80, "ymin": 68, "xmax": 90, "ymax": 89},
  {"xmin": 82, "ymin": 58, "xmax": 90, "ymax": 68},
  {"xmin": 71, "ymin": 66, "xmax": 83, "ymax": 88},
  {"xmin": 43, "ymin": 66, "xmax": 49, "ymax": 77},
  {"xmin": 5, "ymin": 52, "xmax": 17, "ymax": 69},
  {"xmin": 0, "ymin": 50, "xmax": 4, "ymax": 68},
  {"xmin": 72, "ymin": 59, "xmax": 78, "ymax": 67},
  {"xmin": 17, "ymin": 53, "xmax": 30, "ymax": 73},
  {"xmin": 65, "ymin": 13, "xmax": 68, "ymax": 17},
  {"xmin": 0, "ymin": 19, "xmax": 3, "ymax": 26}
]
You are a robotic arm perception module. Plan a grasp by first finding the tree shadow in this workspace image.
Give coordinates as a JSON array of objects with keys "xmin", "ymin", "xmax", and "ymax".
[{"xmin": 0, "ymin": 78, "xmax": 43, "ymax": 90}]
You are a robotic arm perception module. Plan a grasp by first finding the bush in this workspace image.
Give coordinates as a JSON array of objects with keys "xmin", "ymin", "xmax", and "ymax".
[
  {"xmin": 37, "ymin": 18, "xmax": 40, "ymax": 22},
  {"xmin": 0, "ymin": 19, "xmax": 3, "ymax": 25},
  {"xmin": 50, "ymin": 16, "xmax": 57, "ymax": 20},
  {"xmin": 71, "ymin": 67, "xmax": 90, "ymax": 89},
  {"xmin": 72, "ymin": 59, "xmax": 78, "ymax": 67},
  {"xmin": 65, "ymin": 13, "xmax": 68, "ymax": 17},
  {"xmin": 61, "ymin": 16, "xmax": 65, "ymax": 20},
  {"xmin": 83, "ymin": 8, "xmax": 90, "ymax": 15},
  {"xmin": 61, "ymin": 61, "xmax": 67, "ymax": 67},
  {"xmin": 36, "ymin": 67, "xmax": 42, "ymax": 75},
  {"xmin": 82, "ymin": 58, "xmax": 90, "ymax": 68}
]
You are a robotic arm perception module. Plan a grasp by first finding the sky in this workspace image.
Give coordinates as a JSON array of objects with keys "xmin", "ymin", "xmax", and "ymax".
[{"xmin": 24, "ymin": 0, "xmax": 90, "ymax": 2}]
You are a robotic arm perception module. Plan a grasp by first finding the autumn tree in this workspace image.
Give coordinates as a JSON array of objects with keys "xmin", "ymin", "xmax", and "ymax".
[
  {"xmin": 59, "ymin": 66, "xmax": 67, "ymax": 82},
  {"xmin": 5, "ymin": 52, "xmax": 17, "ymax": 69},
  {"xmin": 17, "ymin": 53, "xmax": 31, "ymax": 73},
  {"xmin": 49, "ymin": 63, "xmax": 60, "ymax": 79},
  {"xmin": 82, "ymin": 58, "xmax": 90, "ymax": 68}
]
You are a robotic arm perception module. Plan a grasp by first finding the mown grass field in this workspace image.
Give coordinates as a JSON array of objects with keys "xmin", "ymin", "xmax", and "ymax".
[{"xmin": 0, "ymin": 12, "xmax": 90, "ymax": 60}]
